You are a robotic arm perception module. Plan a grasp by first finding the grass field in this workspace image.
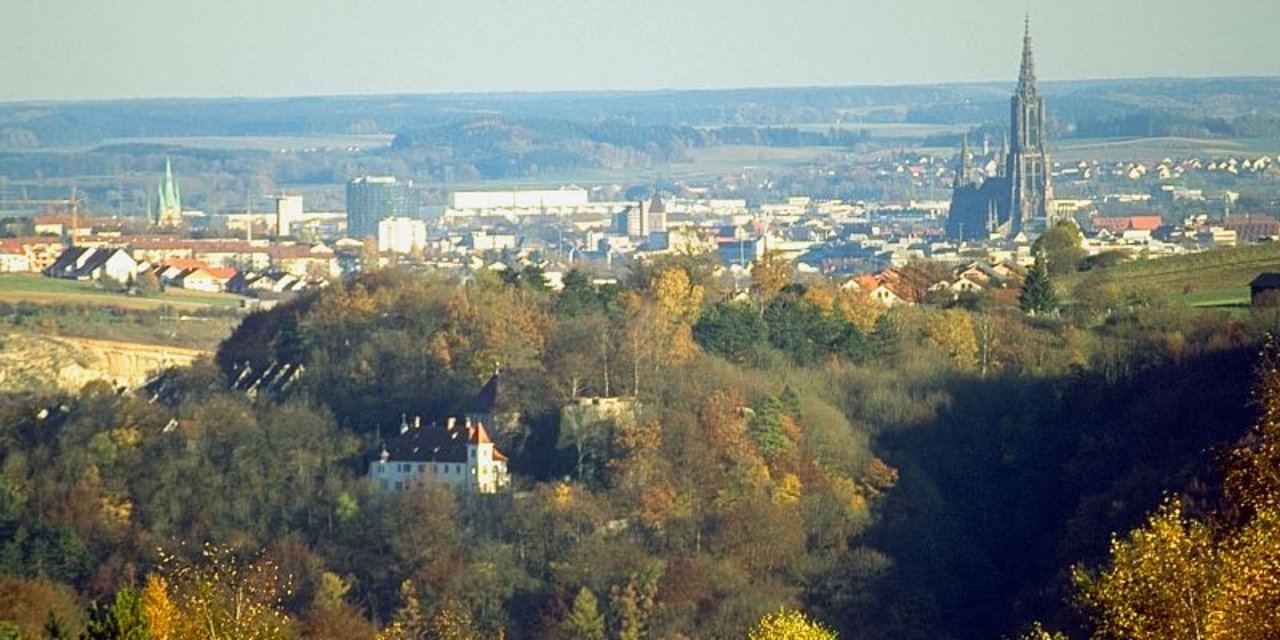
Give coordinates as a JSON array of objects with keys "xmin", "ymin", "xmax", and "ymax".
[
  {"xmin": 1183, "ymin": 286, "xmax": 1250, "ymax": 308},
  {"xmin": 0, "ymin": 274, "xmax": 244, "ymax": 311},
  {"xmin": 1060, "ymin": 243, "xmax": 1280, "ymax": 307},
  {"xmin": 1052, "ymin": 136, "xmax": 1280, "ymax": 163}
]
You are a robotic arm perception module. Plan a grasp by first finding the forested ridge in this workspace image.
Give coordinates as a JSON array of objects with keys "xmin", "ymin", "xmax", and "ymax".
[{"xmin": 1, "ymin": 257, "xmax": 1277, "ymax": 639}]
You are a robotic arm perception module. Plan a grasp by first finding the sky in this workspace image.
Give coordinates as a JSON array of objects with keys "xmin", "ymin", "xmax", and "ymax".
[{"xmin": 2, "ymin": 0, "xmax": 1278, "ymax": 102}]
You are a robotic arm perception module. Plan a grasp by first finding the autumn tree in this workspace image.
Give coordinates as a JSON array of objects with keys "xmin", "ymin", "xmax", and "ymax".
[
  {"xmin": 1072, "ymin": 499, "xmax": 1215, "ymax": 640},
  {"xmin": 921, "ymin": 309, "xmax": 978, "ymax": 369},
  {"xmin": 750, "ymin": 251, "xmax": 793, "ymax": 315},
  {"xmin": 609, "ymin": 564, "xmax": 662, "ymax": 640},
  {"xmin": 1032, "ymin": 220, "xmax": 1087, "ymax": 275},
  {"xmin": 1072, "ymin": 339, "xmax": 1280, "ymax": 640},
  {"xmin": 151, "ymin": 544, "xmax": 293, "ymax": 640},
  {"xmin": 747, "ymin": 609, "xmax": 838, "ymax": 640},
  {"xmin": 298, "ymin": 572, "xmax": 376, "ymax": 640},
  {"xmin": 141, "ymin": 574, "xmax": 177, "ymax": 640}
]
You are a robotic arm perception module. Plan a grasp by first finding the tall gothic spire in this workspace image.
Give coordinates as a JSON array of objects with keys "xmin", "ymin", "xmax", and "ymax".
[
  {"xmin": 1017, "ymin": 15, "xmax": 1037, "ymax": 95},
  {"xmin": 955, "ymin": 134, "xmax": 971, "ymax": 188}
]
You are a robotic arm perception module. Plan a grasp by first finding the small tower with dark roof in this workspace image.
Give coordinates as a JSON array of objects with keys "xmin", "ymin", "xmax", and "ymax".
[{"xmin": 464, "ymin": 368, "xmax": 520, "ymax": 436}]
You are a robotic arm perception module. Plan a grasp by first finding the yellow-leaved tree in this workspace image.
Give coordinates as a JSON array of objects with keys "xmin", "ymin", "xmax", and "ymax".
[
  {"xmin": 747, "ymin": 608, "xmax": 838, "ymax": 640},
  {"xmin": 1070, "ymin": 337, "xmax": 1280, "ymax": 640},
  {"xmin": 146, "ymin": 544, "xmax": 293, "ymax": 640}
]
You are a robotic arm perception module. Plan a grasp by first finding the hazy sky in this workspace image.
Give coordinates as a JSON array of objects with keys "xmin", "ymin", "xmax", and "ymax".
[{"xmin": 2, "ymin": 0, "xmax": 1278, "ymax": 102}]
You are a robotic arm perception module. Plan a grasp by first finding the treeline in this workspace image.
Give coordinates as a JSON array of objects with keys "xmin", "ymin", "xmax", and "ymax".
[
  {"xmin": 1072, "ymin": 111, "xmax": 1280, "ymax": 139},
  {"xmin": 391, "ymin": 117, "xmax": 873, "ymax": 180}
]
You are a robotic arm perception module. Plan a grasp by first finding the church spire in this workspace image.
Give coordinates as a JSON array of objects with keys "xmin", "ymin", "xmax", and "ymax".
[
  {"xmin": 1017, "ymin": 15, "xmax": 1037, "ymax": 96},
  {"xmin": 955, "ymin": 135, "xmax": 971, "ymax": 188}
]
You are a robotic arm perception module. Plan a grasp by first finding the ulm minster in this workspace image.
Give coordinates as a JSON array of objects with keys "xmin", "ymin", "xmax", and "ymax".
[
  {"xmin": 3, "ymin": 8, "xmax": 1280, "ymax": 640},
  {"xmin": 946, "ymin": 18, "xmax": 1054, "ymax": 242}
]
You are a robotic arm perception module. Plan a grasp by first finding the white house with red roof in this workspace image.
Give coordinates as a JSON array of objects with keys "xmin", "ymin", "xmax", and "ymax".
[
  {"xmin": 369, "ymin": 371, "xmax": 513, "ymax": 494},
  {"xmin": 369, "ymin": 416, "xmax": 510, "ymax": 494}
]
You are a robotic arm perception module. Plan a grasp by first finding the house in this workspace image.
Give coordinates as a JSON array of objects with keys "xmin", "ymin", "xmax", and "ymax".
[
  {"xmin": 173, "ymin": 267, "xmax": 226, "ymax": 292},
  {"xmin": 0, "ymin": 240, "xmax": 30, "ymax": 273},
  {"xmin": 1250, "ymin": 273, "xmax": 1280, "ymax": 307},
  {"xmin": 369, "ymin": 416, "xmax": 510, "ymax": 494},
  {"xmin": 45, "ymin": 246, "xmax": 137, "ymax": 283},
  {"xmin": 950, "ymin": 275, "xmax": 985, "ymax": 294},
  {"xmin": 2, "ymin": 237, "xmax": 69, "ymax": 273},
  {"xmin": 369, "ymin": 371, "xmax": 516, "ymax": 494},
  {"xmin": 226, "ymin": 271, "xmax": 312, "ymax": 295},
  {"xmin": 151, "ymin": 259, "xmax": 237, "ymax": 292}
]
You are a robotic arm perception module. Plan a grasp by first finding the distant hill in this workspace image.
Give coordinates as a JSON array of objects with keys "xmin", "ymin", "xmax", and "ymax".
[{"xmin": 3, "ymin": 77, "xmax": 1280, "ymax": 150}]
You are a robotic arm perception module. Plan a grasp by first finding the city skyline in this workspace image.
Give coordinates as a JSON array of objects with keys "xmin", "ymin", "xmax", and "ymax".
[{"xmin": 2, "ymin": 0, "xmax": 1279, "ymax": 102}]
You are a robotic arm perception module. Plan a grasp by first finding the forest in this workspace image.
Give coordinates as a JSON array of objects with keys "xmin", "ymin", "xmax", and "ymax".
[{"xmin": 1, "ymin": 253, "xmax": 1279, "ymax": 639}]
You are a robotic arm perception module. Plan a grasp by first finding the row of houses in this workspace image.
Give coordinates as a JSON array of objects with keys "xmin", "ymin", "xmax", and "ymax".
[
  {"xmin": 41, "ymin": 245, "xmax": 325, "ymax": 296},
  {"xmin": 841, "ymin": 260, "xmax": 1026, "ymax": 307},
  {"xmin": 2, "ymin": 235, "xmax": 349, "ymax": 277}
]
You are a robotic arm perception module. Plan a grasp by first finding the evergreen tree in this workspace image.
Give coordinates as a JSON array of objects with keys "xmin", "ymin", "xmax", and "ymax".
[
  {"xmin": 1019, "ymin": 252, "xmax": 1058, "ymax": 316},
  {"xmin": 82, "ymin": 589, "xmax": 149, "ymax": 640},
  {"xmin": 869, "ymin": 312, "xmax": 901, "ymax": 360},
  {"xmin": 562, "ymin": 587, "xmax": 605, "ymax": 640}
]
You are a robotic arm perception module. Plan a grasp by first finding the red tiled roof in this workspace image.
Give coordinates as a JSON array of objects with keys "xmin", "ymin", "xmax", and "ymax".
[
  {"xmin": 1129, "ymin": 216, "xmax": 1163, "ymax": 231},
  {"xmin": 158, "ymin": 258, "xmax": 209, "ymax": 271},
  {"xmin": 470, "ymin": 422, "xmax": 494, "ymax": 445}
]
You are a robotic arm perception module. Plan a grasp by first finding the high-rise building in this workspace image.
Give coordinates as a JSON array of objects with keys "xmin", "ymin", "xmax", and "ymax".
[
  {"xmin": 946, "ymin": 18, "xmax": 1054, "ymax": 240},
  {"xmin": 612, "ymin": 194, "xmax": 667, "ymax": 238},
  {"xmin": 275, "ymin": 195, "xmax": 303, "ymax": 237},
  {"xmin": 346, "ymin": 176, "xmax": 417, "ymax": 239}
]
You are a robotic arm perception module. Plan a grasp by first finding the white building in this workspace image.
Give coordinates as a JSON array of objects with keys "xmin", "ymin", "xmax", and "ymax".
[
  {"xmin": 451, "ymin": 187, "xmax": 589, "ymax": 210},
  {"xmin": 44, "ymin": 246, "xmax": 138, "ymax": 283},
  {"xmin": 275, "ymin": 195, "xmax": 304, "ymax": 237},
  {"xmin": 377, "ymin": 217, "xmax": 427, "ymax": 254},
  {"xmin": 369, "ymin": 417, "xmax": 510, "ymax": 494}
]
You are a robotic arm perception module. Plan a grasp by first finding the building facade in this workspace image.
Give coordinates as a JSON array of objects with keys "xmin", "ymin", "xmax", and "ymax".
[
  {"xmin": 275, "ymin": 195, "xmax": 303, "ymax": 237},
  {"xmin": 346, "ymin": 176, "xmax": 417, "ymax": 240},
  {"xmin": 368, "ymin": 417, "xmax": 510, "ymax": 494},
  {"xmin": 377, "ymin": 217, "xmax": 427, "ymax": 254}
]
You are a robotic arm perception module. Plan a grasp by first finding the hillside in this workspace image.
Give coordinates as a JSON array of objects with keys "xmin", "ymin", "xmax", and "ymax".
[{"xmin": 1061, "ymin": 242, "xmax": 1280, "ymax": 301}]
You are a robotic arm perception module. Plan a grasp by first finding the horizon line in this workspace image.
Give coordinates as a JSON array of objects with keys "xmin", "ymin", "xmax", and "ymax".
[{"xmin": 2, "ymin": 73, "xmax": 1278, "ymax": 107}]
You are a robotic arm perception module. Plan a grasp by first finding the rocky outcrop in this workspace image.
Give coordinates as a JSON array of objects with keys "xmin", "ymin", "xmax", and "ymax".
[{"xmin": 0, "ymin": 333, "xmax": 208, "ymax": 392}]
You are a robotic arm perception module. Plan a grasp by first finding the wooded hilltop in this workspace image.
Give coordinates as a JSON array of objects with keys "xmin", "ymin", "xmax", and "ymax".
[{"xmin": 1, "ymin": 254, "xmax": 1278, "ymax": 639}]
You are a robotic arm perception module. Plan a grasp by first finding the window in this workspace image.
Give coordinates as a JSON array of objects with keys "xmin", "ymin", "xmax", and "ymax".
[
  {"xmin": 418, "ymin": 464, "xmax": 426, "ymax": 473},
  {"xmin": 433, "ymin": 463, "xmax": 439, "ymax": 474},
  {"xmin": 394, "ymin": 481, "xmax": 403, "ymax": 491},
  {"xmin": 456, "ymin": 464, "xmax": 462, "ymax": 474}
]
